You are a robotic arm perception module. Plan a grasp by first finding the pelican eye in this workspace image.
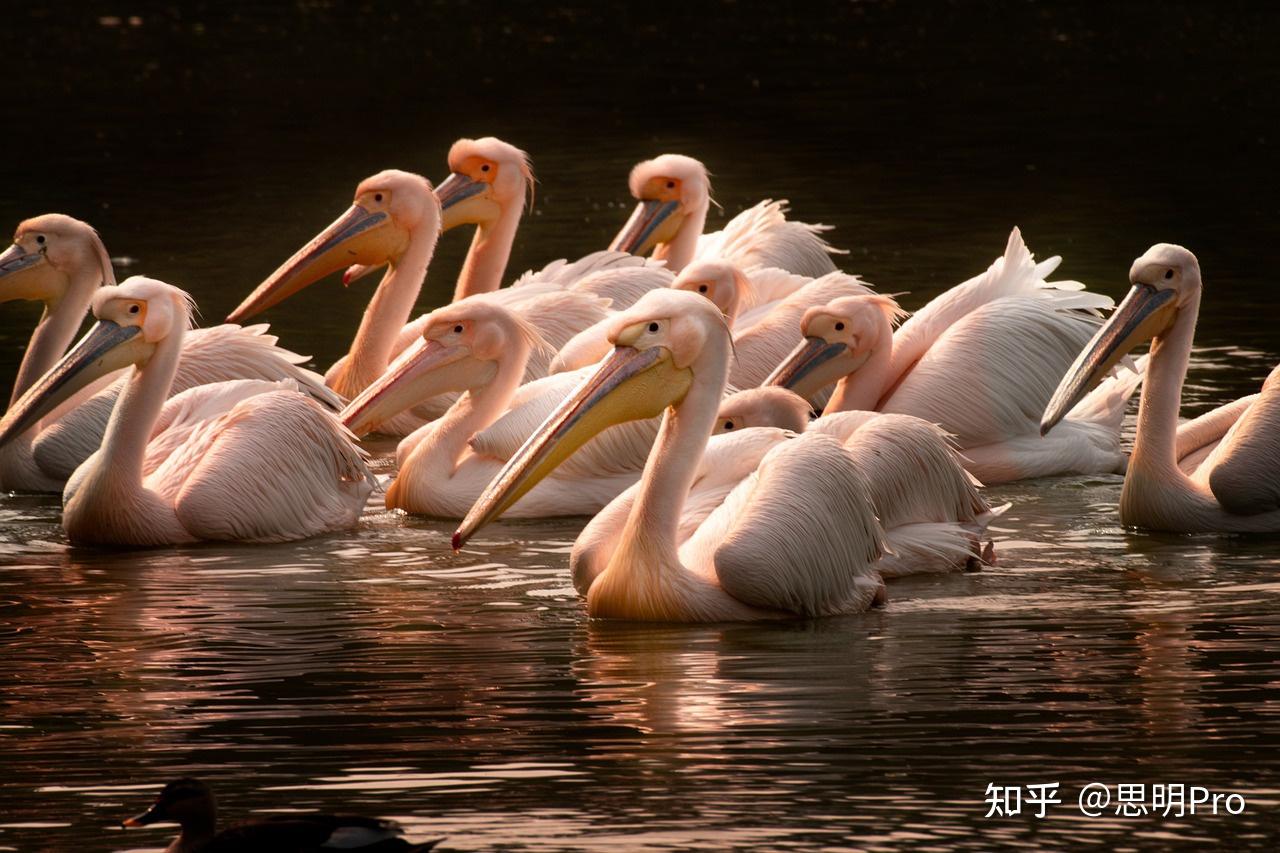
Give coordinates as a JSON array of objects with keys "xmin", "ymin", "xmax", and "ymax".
[
  {"xmin": 647, "ymin": 322, "xmax": 659, "ymax": 333},
  {"xmin": 374, "ymin": 193, "xmax": 384, "ymax": 202},
  {"xmin": 724, "ymin": 419, "xmax": 735, "ymax": 430},
  {"xmin": 1164, "ymin": 268, "xmax": 1173, "ymax": 280},
  {"xmin": 480, "ymin": 164, "xmax": 491, "ymax": 173},
  {"xmin": 666, "ymin": 181, "xmax": 675, "ymax": 189},
  {"xmin": 128, "ymin": 304, "xmax": 140, "ymax": 314},
  {"xmin": 453, "ymin": 324, "xmax": 464, "ymax": 334},
  {"xmin": 698, "ymin": 284, "xmax": 708, "ymax": 293},
  {"xmin": 36, "ymin": 235, "xmax": 45, "ymax": 245},
  {"xmin": 835, "ymin": 322, "xmax": 845, "ymax": 331}
]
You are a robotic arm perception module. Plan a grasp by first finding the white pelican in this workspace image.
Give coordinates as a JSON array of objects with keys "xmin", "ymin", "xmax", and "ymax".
[
  {"xmin": 0, "ymin": 277, "xmax": 373, "ymax": 546},
  {"xmin": 344, "ymin": 137, "xmax": 669, "ymax": 307},
  {"xmin": 767, "ymin": 228, "xmax": 1143, "ymax": 484},
  {"xmin": 341, "ymin": 299, "xmax": 642, "ymax": 517},
  {"xmin": 465, "ymin": 267, "xmax": 871, "ymax": 469},
  {"xmin": 1042, "ymin": 244, "xmax": 1280, "ymax": 532},
  {"xmin": 453, "ymin": 290, "xmax": 999, "ymax": 622},
  {"xmin": 0, "ymin": 214, "xmax": 336, "ymax": 492},
  {"xmin": 226, "ymin": 169, "xmax": 619, "ymax": 436},
  {"xmin": 610, "ymin": 153, "xmax": 842, "ymax": 276}
]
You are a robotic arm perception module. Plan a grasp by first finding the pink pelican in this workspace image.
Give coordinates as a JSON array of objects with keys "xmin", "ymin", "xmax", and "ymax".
[
  {"xmin": 0, "ymin": 214, "xmax": 336, "ymax": 492},
  {"xmin": 766, "ymin": 228, "xmax": 1142, "ymax": 484},
  {"xmin": 1042, "ymin": 244, "xmax": 1280, "ymax": 532},
  {"xmin": 229, "ymin": 168, "xmax": 649, "ymax": 436},
  {"xmin": 610, "ymin": 154, "xmax": 842, "ymax": 276},
  {"xmin": 0, "ymin": 277, "xmax": 373, "ymax": 546},
  {"xmin": 341, "ymin": 299, "xmax": 643, "ymax": 517},
  {"xmin": 453, "ymin": 290, "xmax": 999, "ymax": 622}
]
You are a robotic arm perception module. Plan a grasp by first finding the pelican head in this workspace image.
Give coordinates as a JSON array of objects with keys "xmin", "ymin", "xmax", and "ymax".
[
  {"xmin": 766, "ymin": 294, "xmax": 904, "ymax": 399},
  {"xmin": 341, "ymin": 300, "xmax": 545, "ymax": 436},
  {"xmin": 610, "ymin": 154, "xmax": 710, "ymax": 257},
  {"xmin": 122, "ymin": 778, "xmax": 214, "ymax": 830},
  {"xmin": 1041, "ymin": 243, "xmax": 1198, "ymax": 434},
  {"xmin": 436, "ymin": 137, "xmax": 534, "ymax": 232},
  {"xmin": 0, "ymin": 214, "xmax": 114, "ymax": 305},
  {"xmin": 713, "ymin": 386, "xmax": 811, "ymax": 434},
  {"xmin": 0, "ymin": 276, "xmax": 191, "ymax": 446},
  {"xmin": 454, "ymin": 289, "xmax": 725, "ymax": 548},
  {"xmin": 227, "ymin": 170, "xmax": 437, "ymax": 323},
  {"xmin": 671, "ymin": 259, "xmax": 750, "ymax": 322}
]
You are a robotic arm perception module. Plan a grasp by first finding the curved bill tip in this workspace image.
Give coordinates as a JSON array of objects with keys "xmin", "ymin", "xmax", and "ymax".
[{"xmin": 450, "ymin": 531, "xmax": 464, "ymax": 552}]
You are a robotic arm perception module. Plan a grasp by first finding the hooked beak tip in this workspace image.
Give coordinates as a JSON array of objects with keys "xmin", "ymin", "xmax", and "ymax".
[{"xmin": 451, "ymin": 531, "xmax": 464, "ymax": 552}]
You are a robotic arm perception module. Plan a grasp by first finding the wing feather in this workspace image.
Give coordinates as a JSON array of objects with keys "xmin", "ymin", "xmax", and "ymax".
[
  {"xmin": 707, "ymin": 432, "xmax": 884, "ymax": 617},
  {"xmin": 1204, "ymin": 366, "xmax": 1280, "ymax": 515},
  {"xmin": 152, "ymin": 390, "xmax": 374, "ymax": 543}
]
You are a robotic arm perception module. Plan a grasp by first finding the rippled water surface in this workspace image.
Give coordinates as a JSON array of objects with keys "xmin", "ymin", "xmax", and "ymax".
[{"xmin": 3, "ymin": 3, "xmax": 1280, "ymax": 850}]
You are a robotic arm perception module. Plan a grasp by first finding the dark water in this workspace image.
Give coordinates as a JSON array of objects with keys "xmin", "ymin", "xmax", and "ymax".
[{"xmin": 3, "ymin": 3, "xmax": 1280, "ymax": 850}]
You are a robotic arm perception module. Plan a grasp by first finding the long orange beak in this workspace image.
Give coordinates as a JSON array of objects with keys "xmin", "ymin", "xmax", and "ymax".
[
  {"xmin": 452, "ymin": 344, "xmax": 688, "ymax": 549},
  {"xmin": 226, "ymin": 204, "xmax": 404, "ymax": 323},
  {"xmin": 1041, "ymin": 283, "xmax": 1178, "ymax": 434}
]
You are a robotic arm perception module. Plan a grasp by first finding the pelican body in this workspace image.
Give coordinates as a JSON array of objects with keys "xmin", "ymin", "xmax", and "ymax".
[
  {"xmin": 0, "ymin": 277, "xmax": 373, "ymax": 546},
  {"xmin": 1043, "ymin": 244, "xmax": 1280, "ymax": 532},
  {"xmin": 767, "ymin": 228, "xmax": 1141, "ymax": 484},
  {"xmin": 454, "ymin": 290, "xmax": 998, "ymax": 623}
]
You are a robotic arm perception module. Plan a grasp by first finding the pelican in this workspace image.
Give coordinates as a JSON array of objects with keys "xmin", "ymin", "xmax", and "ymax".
[
  {"xmin": 227, "ymin": 169, "xmax": 618, "ymax": 436},
  {"xmin": 610, "ymin": 153, "xmax": 842, "ymax": 276},
  {"xmin": 1042, "ymin": 244, "xmax": 1280, "ymax": 532},
  {"xmin": 0, "ymin": 214, "xmax": 336, "ymax": 492},
  {"xmin": 343, "ymin": 138, "xmax": 671, "ymax": 307},
  {"xmin": 341, "ymin": 299, "xmax": 642, "ymax": 517},
  {"xmin": 767, "ymin": 229, "xmax": 1143, "ymax": 484},
  {"xmin": 0, "ymin": 277, "xmax": 373, "ymax": 546},
  {"xmin": 453, "ymin": 290, "xmax": 999, "ymax": 623}
]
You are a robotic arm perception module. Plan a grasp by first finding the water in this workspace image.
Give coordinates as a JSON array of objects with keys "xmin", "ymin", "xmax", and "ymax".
[{"xmin": 3, "ymin": 3, "xmax": 1280, "ymax": 850}]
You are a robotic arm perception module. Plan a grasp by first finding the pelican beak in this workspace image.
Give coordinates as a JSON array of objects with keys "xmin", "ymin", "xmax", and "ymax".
[
  {"xmin": 766, "ymin": 336, "xmax": 867, "ymax": 402},
  {"xmin": 452, "ymin": 344, "xmax": 690, "ymax": 549},
  {"xmin": 121, "ymin": 802, "xmax": 163, "ymax": 828},
  {"xmin": 436, "ymin": 172, "xmax": 493, "ymax": 231},
  {"xmin": 1041, "ymin": 283, "xmax": 1178, "ymax": 434},
  {"xmin": 609, "ymin": 199, "xmax": 683, "ymax": 256},
  {"xmin": 227, "ymin": 204, "xmax": 404, "ymax": 323},
  {"xmin": 0, "ymin": 243, "xmax": 53, "ymax": 303},
  {"xmin": 0, "ymin": 320, "xmax": 148, "ymax": 446},
  {"xmin": 341, "ymin": 338, "xmax": 474, "ymax": 435}
]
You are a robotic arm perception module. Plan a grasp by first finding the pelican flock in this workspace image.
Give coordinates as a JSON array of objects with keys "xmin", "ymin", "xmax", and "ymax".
[{"xmin": 2, "ymin": 138, "xmax": 1275, "ymax": 621}]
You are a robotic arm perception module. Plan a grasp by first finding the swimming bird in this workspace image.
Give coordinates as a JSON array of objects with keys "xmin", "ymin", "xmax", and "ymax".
[
  {"xmin": 0, "ymin": 214, "xmax": 336, "ymax": 492},
  {"xmin": 343, "ymin": 137, "xmax": 670, "ymax": 308},
  {"xmin": 229, "ymin": 168, "xmax": 648, "ymax": 436},
  {"xmin": 453, "ymin": 290, "xmax": 997, "ymax": 622},
  {"xmin": 610, "ymin": 153, "xmax": 842, "ymax": 276},
  {"xmin": 342, "ymin": 297, "xmax": 643, "ymax": 517},
  {"xmin": 1042, "ymin": 243, "xmax": 1280, "ymax": 532},
  {"xmin": 0, "ymin": 277, "xmax": 373, "ymax": 546},
  {"xmin": 767, "ymin": 228, "xmax": 1142, "ymax": 484},
  {"xmin": 122, "ymin": 777, "xmax": 440, "ymax": 852}
]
